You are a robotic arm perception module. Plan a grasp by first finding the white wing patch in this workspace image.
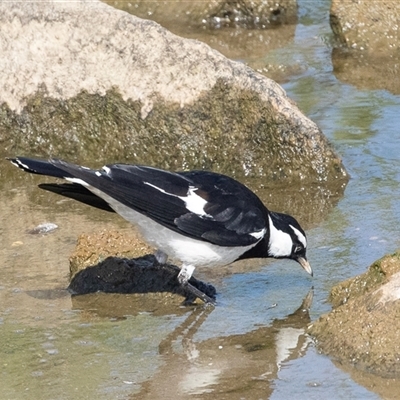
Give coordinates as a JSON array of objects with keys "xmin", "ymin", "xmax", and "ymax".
[
  {"xmin": 289, "ymin": 224, "xmax": 307, "ymax": 248},
  {"xmin": 102, "ymin": 166, "xmax": 111, "ymax": 174},
  {"xmin": 144, "ymin": 182, "xmax": 212, "ymax": 218},
  {"xmin": 95, "ymin": 166, "xmax": 111, "ymax": 177},
  {"xmin": 185, "ymin": 186, "xmax": 211, "ymax": 216},
  {"xmin": 250, "ymin": 227, "xmax": 266, "ymax": 240},
  {"xmin": 65, "ymin": 177, "xmax": 89, "ymax": 186},
  {"xmin": 268, "ymin": 215, "xmax": 292, "ymax": 257}
]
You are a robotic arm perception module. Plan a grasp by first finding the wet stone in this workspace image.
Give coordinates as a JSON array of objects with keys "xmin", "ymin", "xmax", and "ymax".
[
  {"xmin": 330, "ymin": 0, "xmax": 400, "ymax": 95},
  {"xmin": 27, "ymin": 222, "xmax": 58, "ymax": 235},
  {"xmin": 68, "ymin": 255, "xmax": 217, "ymax": 305},
  {"xmin": 308, "ymin": 251, "xmax": 400, "ymax": 378}
]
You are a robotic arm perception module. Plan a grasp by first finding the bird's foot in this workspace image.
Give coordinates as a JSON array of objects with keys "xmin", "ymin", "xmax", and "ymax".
[
  {"xmin": 183, "ymin": 282, "xmax": 216, "ymax": 306},
  {"xmin": 178, "ymin": 265, "xmax": 216, "ymax": 305}
]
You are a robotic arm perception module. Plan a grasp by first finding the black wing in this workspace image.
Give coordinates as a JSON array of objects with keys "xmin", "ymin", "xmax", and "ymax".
[
  {"xmin": 10, "ymin": 157, "xmax": 269, "ymax": 247},
  {"xmin": 174, "ymin": 170, "xmax": 269, "ymax": 245}
]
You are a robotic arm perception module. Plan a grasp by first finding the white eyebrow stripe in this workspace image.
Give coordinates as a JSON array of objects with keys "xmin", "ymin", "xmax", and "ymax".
[
  {"xmin": 144, "ymin": 182, "xmax": 212, "ymax": 218},
  {"xmin": 290, "ymin": 224, "xmax": 307, "ymax": 247}
]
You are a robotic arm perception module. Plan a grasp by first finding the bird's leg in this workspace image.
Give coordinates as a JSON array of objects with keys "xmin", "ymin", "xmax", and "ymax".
[
  {"xmin": 177, "ymin": 264, "xmax": 195, "ymax": 285},
  {"xmin": 154, "ymin": 249, "xmax": 168, "ymax": 265},
  {"xmin": 178, "ymin": 265, "xmax": 216, "ymax": 305},
  {"xmin": 154, "ymin": 256, "xmax": 215, "ymax": 305}
]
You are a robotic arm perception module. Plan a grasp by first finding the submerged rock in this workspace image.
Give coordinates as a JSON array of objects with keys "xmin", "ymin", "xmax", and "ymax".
[
  {"xmin": 308, "ymin": 252, "xmax": 400, "ymax": 378},
  {"xmin": 0, "ymin": 0, "xmax": 347, "ymax": 185}
]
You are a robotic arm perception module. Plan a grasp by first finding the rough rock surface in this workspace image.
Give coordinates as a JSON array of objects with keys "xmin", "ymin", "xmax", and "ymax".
[
  {"xmin": 308, "ymin": 252, "xmax": 400, "ymax": 378},
  {"xmin": 330, "ymin": 0, "xmax": 400, "ymax": 52},
  {"xmin": 69, "ymin": 229, "xmax": 154, "ymax": 278},
  {"xmin": 105, "ymin": 0, "xmax": 299, "ymax": 81},
  {"xmin": 330, "ymin": 0, "xmax": 400, "ymax": 94},
  {"xmin": 0, "ymin": 0, "xmax": 347, "ymax": 184}
]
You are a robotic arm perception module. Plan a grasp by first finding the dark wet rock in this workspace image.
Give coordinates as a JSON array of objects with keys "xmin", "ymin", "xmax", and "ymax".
[
  {"xmin": 330, "ymin": 0, "xmax": 400, "ymax": 94},
  {"xmin": 203, "ymin": 0, "xmax": 298, "ymax": 28},
  {"xmin": 68, "ymin": 255, "xmax": 217, "ymax": 305},
  {"xmin": 308, "ymin": 252, "xmax": 400, "ymax": 378},
  {"xmin": 105, "ymin": 0, "xmax": 298, "ymax": 29},
  {"xmin": 0, "ymin": 0, "xmax": 347, "ymax": 185}
]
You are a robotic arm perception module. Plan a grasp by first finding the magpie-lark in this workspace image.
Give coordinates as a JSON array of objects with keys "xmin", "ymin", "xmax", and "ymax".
[{"xmin": 9, "ymin": 157, "xmax": 312, "ymax": 303}]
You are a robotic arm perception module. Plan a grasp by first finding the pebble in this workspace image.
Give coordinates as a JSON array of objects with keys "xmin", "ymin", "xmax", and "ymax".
[{"xmin": 27, "ymin": 223, "xmax": 58, "ymax": 235}]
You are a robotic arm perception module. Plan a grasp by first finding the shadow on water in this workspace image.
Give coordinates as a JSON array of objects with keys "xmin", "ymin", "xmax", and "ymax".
[{"xmin": 332, "ymin": 47, "xmax": 400, "ymax": 96}]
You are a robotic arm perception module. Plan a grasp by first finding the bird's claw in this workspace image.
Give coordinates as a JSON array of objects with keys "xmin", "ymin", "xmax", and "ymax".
[{"xmin": 182, "ymin": 281, "xmax": 216, "ymax": 306}]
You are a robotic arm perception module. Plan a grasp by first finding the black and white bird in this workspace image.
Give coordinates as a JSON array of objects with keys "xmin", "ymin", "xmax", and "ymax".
[{"xmin": 9, "ymin": 157, "xmax": 312, "ymax": 303}]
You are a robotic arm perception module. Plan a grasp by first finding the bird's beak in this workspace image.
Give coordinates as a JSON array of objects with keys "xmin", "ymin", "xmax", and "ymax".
[{"xmin": 297, "ymin": 257, "xmax": 313, "ymax": 277}]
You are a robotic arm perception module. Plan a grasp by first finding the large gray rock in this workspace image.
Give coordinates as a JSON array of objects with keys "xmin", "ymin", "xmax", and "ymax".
[{"xmin": 0, "ymin": 0, "xmax": 347, "ymax": 184}]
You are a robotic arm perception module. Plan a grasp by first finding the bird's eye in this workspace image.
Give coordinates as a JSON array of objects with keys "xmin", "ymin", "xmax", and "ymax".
[{"xmin": 294, "ymin": 245, "xmax": 302, "ymax": 253}]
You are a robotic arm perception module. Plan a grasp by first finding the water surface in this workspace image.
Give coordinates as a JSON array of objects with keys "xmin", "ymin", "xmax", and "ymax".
[{"xmin": 2, "ymin": 0, "xmax": 400, "ymax": 398}]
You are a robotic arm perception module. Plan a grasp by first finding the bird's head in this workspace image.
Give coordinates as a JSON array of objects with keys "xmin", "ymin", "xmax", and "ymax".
[{"xmin": 267, "ymin": 211, "xmax": 312, "ymax": 276}]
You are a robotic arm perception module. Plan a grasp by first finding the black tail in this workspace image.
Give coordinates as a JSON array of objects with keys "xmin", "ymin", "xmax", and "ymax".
[
  {"xmin": 7, "ymin": 157, "xmax": 73, "ymax": 178},
  {"xmin": 8, "ymin": 157, "xmax": 114, "ymax": 213}
]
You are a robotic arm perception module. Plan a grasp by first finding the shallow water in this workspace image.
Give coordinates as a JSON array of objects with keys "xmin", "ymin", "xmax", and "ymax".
[{"xmin": 2, "ymin": 0, "xmax": 400, "ymax": 399}]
